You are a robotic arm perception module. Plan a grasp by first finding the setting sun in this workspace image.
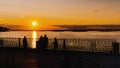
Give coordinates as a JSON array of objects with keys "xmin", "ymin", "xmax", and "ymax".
[{"xmin": 32, "ymin": 21, "xmax": 37, "ymax": 26}]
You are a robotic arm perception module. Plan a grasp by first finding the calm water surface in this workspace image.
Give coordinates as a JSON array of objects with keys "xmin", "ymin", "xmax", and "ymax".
[
  {"xmin": 0, "ymin": 31, "xmax": 120, "ymax": 39},
  {"xmin": 0, "ymin": 31, "xmax": 120, "ymax": 48}
]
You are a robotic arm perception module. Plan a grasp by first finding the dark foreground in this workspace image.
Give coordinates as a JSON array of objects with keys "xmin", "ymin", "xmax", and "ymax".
[{"xmin": 0, "ymin": 47, "xmax": 120, "ymax": 68}]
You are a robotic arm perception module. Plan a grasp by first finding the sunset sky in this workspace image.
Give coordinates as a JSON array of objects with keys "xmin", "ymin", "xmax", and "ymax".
[{"xmin": 0, "ymin": 0, "xmax": 120, "ymax": 30}]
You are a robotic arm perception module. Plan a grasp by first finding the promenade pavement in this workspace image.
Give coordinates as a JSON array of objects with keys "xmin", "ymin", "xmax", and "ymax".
[{"xmin": 0, "ymin": 48, "xmax": 120, "ymax": 68}]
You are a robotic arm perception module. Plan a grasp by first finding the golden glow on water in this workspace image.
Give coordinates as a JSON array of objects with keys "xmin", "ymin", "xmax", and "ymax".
[{"xmin": 32, "ymin": 31, "xmax": 37, "ymax": 48}]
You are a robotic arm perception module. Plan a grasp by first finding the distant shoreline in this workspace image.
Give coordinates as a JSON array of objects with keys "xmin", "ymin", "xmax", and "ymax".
[
  {"xmin": 0, "ymin": 27, "xmax": 10, "ymax": 32},
  {"xmin": 2, "ymin": 25, "xmax": 120, "ymax": 32},
  {"xmin": 9, "ymin": 30, "xmax": 120, "ymax": 32}
]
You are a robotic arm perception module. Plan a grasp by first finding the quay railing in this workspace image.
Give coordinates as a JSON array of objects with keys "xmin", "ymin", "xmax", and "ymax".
[
  {"xmin": 0, "ymin": 37, "xmax": 118, "ymax": 53},
  {"xmin": 48, "ymin": 39, "xmax": 116, "ymax": 52}
]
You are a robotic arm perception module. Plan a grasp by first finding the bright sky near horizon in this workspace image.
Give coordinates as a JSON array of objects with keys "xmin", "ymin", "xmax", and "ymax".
[{"xmin": 0, "ymin": 0, "xmax": 120, "ymax": 26}]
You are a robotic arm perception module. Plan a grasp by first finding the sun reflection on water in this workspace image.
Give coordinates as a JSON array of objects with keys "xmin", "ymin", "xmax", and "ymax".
[{"xmin": 32, "ymin": 31, "xmax": 37, "ymax": 48}]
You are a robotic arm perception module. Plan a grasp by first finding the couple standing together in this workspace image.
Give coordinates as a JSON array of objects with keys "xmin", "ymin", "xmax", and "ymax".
[{"xmin": 38, "ymin": 34, "xmax": 48, "ymax": 51}]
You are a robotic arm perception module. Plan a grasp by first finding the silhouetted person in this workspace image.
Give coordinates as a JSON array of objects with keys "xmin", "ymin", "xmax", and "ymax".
[
  {"xmin": 52, "ymin": 38, "xmax": 58, "ymax": 50},
  {"xmin": 38, "ymin": 36, "xmax": 44, "ymax": 50},
  {"xmin": 63, "ymin": 39, "xmax": 66, "ymax": 50},
  {"xmin": 43, "ymin": 34, "xmax": 48, "ymax": 50},
  {"xmin": 23, "ymin": 36, "xmax": 28, "ymax": 49}
]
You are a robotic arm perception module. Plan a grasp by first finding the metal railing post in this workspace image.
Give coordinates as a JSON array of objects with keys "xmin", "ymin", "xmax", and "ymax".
[
  {"xmin": 18, "ymin": 38, "xmax": 21, "ymax": 48},
  {"xmin": 91, "ymin": 40, "xmax": 96, "ymax": 52}
]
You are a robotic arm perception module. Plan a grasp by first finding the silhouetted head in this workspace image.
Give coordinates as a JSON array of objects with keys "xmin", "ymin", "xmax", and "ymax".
[
  {"xmin": 40, "ymin": 36, "xmax": 43, "ymax": 39},
  {"xmin": 54, "ymin": 38, "xmax": 57, "ymax": 40},
  {"xmin": 24, "ymin": 36, "xmax": 26, "ymax": 38},
  {"xmin": 44, "ymin": 34, "xmax": 47, "ymax": 37}
]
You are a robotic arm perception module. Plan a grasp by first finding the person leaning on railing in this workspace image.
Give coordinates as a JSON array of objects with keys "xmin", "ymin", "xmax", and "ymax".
[{"xmin": 52, "ymin": 38, "xmax": 58, "ymax": 50}]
